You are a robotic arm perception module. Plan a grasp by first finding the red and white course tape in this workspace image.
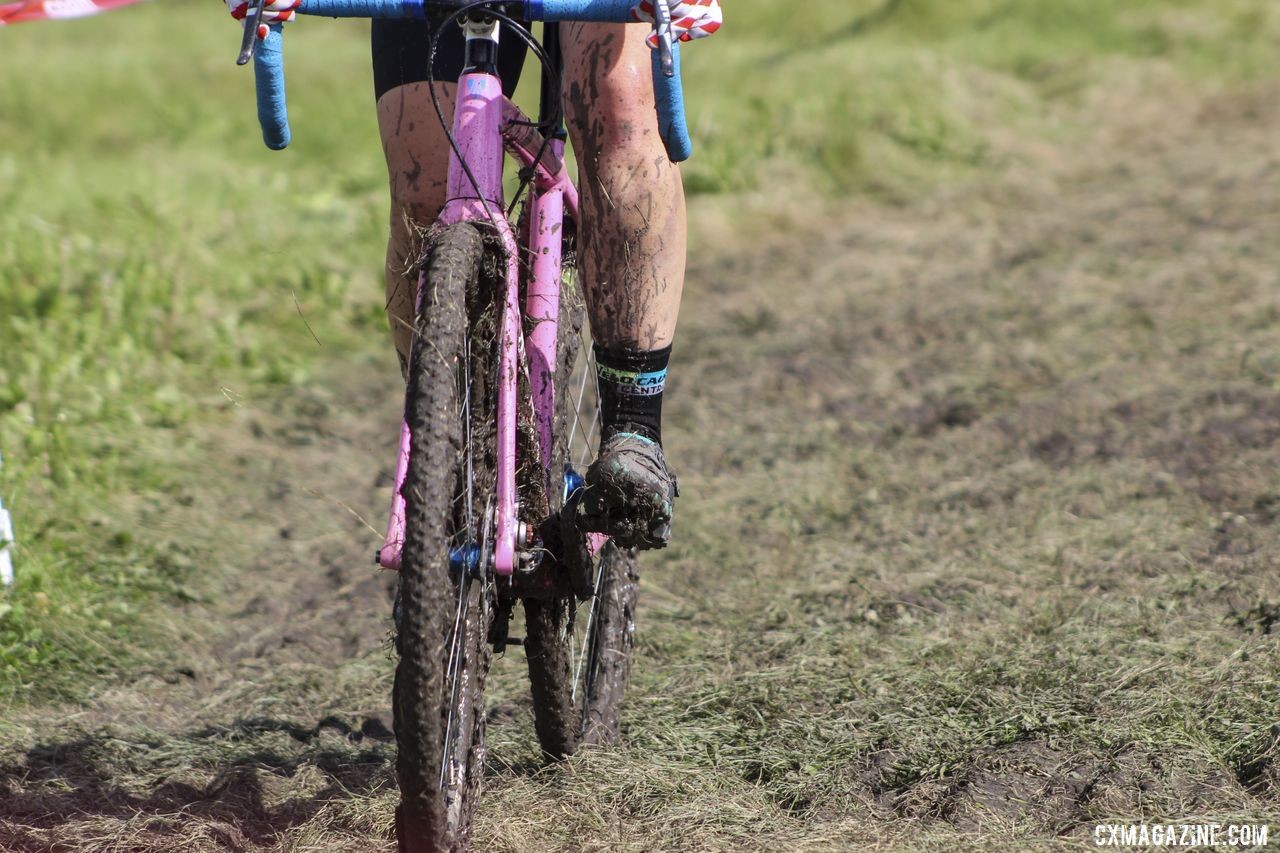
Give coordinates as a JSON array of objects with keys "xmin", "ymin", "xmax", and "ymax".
[{"xmin": 1, "ymin": 0, "xmax": 147, "ymax": 26}]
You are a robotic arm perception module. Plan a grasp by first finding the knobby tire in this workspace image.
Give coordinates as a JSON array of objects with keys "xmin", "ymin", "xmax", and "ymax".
[
  {"xmin": 524, "ymin": 544, "xmax": 639, "ymax": 756},
  {"xmin": 395, "ymin": 223, "xmax": 496, "ymax": 853},
  {"xmin": 522, "ymin": 270, "xmax": 640, "ymax": 759}
]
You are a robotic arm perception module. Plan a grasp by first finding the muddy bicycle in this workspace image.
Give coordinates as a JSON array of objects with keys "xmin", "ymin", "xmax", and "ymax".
[{"xmin": 236, "ymin": 0, "xmax": 693, "ymax": 848}]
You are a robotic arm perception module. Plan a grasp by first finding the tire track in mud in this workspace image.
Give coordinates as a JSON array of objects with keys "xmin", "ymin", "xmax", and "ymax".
[{"xmin": 0, "ymin": 361, "xmax": 407, "ymax": 851}]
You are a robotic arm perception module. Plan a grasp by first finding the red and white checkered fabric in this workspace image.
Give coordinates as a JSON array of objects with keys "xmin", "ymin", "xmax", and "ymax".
[
  {"xmin": 629, "ymin": 0, "xmax": 722, "ymax": 49},
  {"xmin": 227, "ymin": 0, "xmax": 300, "ymax": 39}
]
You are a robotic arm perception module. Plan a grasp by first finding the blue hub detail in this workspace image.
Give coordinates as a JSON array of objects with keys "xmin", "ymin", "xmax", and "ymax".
[
  {"xmin": 564, "ymin": 467, "xmax": 586, "ymax": 506},
  {"xmin": 449, "ymin": 543, "xmax": 482, "ymax": 579}
]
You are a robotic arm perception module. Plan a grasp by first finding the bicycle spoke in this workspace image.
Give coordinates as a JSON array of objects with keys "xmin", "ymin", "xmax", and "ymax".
[
  {"xmin": 464, "ymin": 333, "xmax": 474, "ymax": 538},
  {"xmin": 441, "ymin": 572, "xmax": 470, "ymax": 788},
  {"xmin": 567, "ymin": 348, "xmax": 601, "ymax": 470},
  {"xmin": 442, "ymin": 328, "xmax": 480, "ymax": 793},
  {"xmin": 567, "ymin": 351, "xmax": 593, "ymax": 468},
  {"xmin": 571, "ymin": 558, "xmax": 607, "ymax": 701},
  {"xmin": 583, "ymin": 350, "xmax": 601, "ymax": 467}
]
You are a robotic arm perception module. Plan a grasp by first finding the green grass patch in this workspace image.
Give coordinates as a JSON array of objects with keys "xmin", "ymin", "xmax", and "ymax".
[
  {"xmin": 0, "ymin": 7, "xmax": 389, "ymax": 697},
  {"xmin": 679, "ymin": 0, "xmax": 1280, "ymax": 197}
]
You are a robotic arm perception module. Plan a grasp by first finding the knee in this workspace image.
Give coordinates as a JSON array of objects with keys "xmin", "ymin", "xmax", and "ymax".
[
  {"xmin": 570, "ymin": 96, "xmax": 666, "ymax": 169},
  {"xmin": 565, "ymin": 67, "xmax": 666, "ymax": 166},
  {"xmin": 388, "ymin": 171, "xmax": 446, "ymax": 235},
  {"xmin": 377, "ymin": 85, "xmax": 452, "ymax": 230}
]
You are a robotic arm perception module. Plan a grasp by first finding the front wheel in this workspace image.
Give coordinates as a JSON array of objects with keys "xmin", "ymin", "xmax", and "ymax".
[{"xmin": 394, "ymin": 223, "xmax": 497, "ymax": 852}]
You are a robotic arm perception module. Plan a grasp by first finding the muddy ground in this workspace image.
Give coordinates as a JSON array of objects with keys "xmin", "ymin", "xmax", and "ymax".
[{"xmin": 3, "ymin": 79, "xmax": 1280, "ymax": 851}]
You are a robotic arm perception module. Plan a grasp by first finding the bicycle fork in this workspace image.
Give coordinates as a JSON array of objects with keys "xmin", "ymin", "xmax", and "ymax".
[{"xmin": 378, "ymin": 17, "xmax": 579, "ymax": 579}]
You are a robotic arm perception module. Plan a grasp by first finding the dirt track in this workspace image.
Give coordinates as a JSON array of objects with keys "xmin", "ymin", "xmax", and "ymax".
[
  {"xmin": 3, "ymin": 80, "xmax": 1280, "ymax": 850},
  {"xmin": 0, "ymin": 361, "xmax": 405, "ymax": 848}
]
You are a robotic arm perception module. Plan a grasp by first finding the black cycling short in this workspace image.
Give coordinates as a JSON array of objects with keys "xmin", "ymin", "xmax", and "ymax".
[{"xmin": 371, "ymin": 18, "xmax": 530, "ymax": 101}]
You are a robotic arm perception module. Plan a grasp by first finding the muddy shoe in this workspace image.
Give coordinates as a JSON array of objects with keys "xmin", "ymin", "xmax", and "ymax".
[{"xmin": 577, "ymin": 431, "xmax": 678, "ymax": 550}]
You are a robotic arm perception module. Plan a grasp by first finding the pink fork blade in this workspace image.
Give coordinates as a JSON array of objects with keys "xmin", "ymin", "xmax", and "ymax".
[{"xmin": 380, "ymin": 79, "xmax": 598, "ymax": 576}]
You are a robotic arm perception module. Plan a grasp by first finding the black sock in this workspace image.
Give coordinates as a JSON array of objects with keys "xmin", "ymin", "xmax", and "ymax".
[{"xmin": 594, "ymin": 343, "xmax": 671, "ymax": 446}]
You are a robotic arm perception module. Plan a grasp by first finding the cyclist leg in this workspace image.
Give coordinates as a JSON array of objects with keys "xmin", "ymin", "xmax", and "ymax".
[
  {"xmin": 562, "ymin": 23, "xmax": 687, "ymax": 352},
  {"xmin": 378, "ymin": 81, "xmax": 454, "ymax": 368},
  {"xmin": 373, "ymin": 19, "xmax": 527, "ymax": 368},
  {"xmin": 562, "ymin": 24, "xmax": 686, "ymax": 549}
]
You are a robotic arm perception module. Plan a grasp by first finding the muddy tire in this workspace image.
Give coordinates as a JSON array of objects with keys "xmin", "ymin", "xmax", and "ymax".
[
  {"xmin": 523, "ymin": 276, "xmax": 640, "ymax": 759},
  {"xmin": 524, "ymin": 544, "xmax": 639, "ymax": 757},
  {"xmin": 394, "ymin": 223, "xmax": 495, "ymax": 852}
]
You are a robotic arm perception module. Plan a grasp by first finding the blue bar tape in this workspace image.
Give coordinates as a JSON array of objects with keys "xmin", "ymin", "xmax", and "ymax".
[
  {"xmin": 293, "ymin": 0, "xmax": 628, "ymax": 22},
  {"xmin": 526, "ymin": 0, "xmax": 631, "ymax": 22},
  {"xmin": 652, "ymin": 41, "xmax": 692, "ymax": 162},
  {"xmin": 528, "ymin": 0, "xmax": 692, "ymax": 160},
  {"xmin": 297, "ymin": 0, "xmax": 424, "ymax": 17},
  {"xmin": 254, "ymin": 23, "xmax": 291, "ymax": 150},
  {"xmin": 259, "ymin": 0, "xmax": 690, "ymax": 162}
]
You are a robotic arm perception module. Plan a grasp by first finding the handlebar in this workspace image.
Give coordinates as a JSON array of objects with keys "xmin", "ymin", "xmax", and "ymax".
[{"xmin": 246, "ymin": 0, "xmax": 693, "ymax": 162}]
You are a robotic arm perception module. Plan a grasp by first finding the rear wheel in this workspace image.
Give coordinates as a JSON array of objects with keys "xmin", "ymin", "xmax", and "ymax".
[
  {"xmin": 394, "ymin": 223, "xmax": 499, "ymax": 851},
  {"xmin": 523, "ymin": 274, "xmax": 640, "ymax": 758},
  {"xmin": 524, "ymin": 544, "xmax": 639, "ymax": 756}
]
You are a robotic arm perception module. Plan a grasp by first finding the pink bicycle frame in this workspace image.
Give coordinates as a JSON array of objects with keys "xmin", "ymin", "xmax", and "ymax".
[{"xmin": 377, "ymin": 70, "xmax": 580, "ymax": 577}]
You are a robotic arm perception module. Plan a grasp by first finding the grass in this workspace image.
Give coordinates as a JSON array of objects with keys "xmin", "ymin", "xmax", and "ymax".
[
  {"xmin": 3, "ymin": 0, "xmax": 1280, "ymax": 848},
  {"xmin": 468, "ymin": 79, "xmax": 1280, "ymax": 843},
  {"xmin": 0, "ymin": 7, "xmax": 389, "ymax": 695},
  {"xmin": 679, "ymin": 0, "xmax": 1280, "ymax": 197}
]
